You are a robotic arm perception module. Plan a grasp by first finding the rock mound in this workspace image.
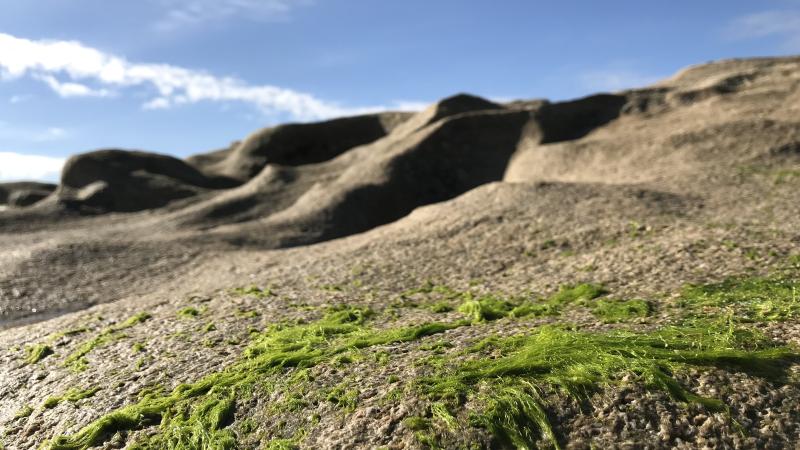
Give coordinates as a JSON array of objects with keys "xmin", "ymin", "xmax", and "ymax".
[
  {"xmin": 0, "ymin": 182, "xmax": 56, "ymax": 207},
  {"xmin": 57, "ymin": 149, "xmax": 231, "ymax": 212},
  {"xmin": 190, "ymin": 112, "xmax": 413, "ymax": 182}
]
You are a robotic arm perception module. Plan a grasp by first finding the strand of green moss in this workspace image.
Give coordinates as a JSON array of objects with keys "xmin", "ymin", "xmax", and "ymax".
[
  {"xmin": 418, "ymin": 320, "xmax": 798, "ymax": 449},
  {"xmin": 25, "ymin": 344, "xmax": 54, "ymax": 364},
  {"xmin": 43, "ymin": 387, "xmax": 101, "ymax": 409},
  {"xmin": 680, "ymin": 276, "xmax": 800, "ymax": 321},
  {"xmin": 62, "ymin": 312, "xmax": 151, "ymax": 372},
  {"xmin": 45, "ymin": 307, "xmax": 466, "ymax": 450},
  {"xmin": 22, "ymin": 327, "xmax": 88, "ymax": 366}
]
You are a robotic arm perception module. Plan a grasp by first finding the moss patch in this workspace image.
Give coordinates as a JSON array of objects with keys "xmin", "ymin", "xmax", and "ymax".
[
  {"xmin": 25, "ymin": 344, "xmax": 54, "ymax": 364},
  {"xmin": 42, "ymin": 278, "xmax": 800, "ymax": 450},
  {"xmin": 44, "ymin": 307, "xmax": 464, "ymax": 449},
  {"xmin": 43, "ymin": 387, "xmax": 100, "ymax": 409},
  {"xmin": 14, "ymin": 405, "xmax": 33, "ymax": 419},
  {"xmin": 680, "ymin": 277, "xmax": 800, "ymax": 322},
  {"xmin": 62, "ymin": 312, "xmax": 151, "ymax": 372},
  {"xmin": 231, "ymin": 285, "xmax": 274, "ymax": 298},
  {"xmin": 418, "ymin": 321, "xmax": 798, "ymax": 449},
  {"xmin": 592, "ymin": 299, "xmax": 651, "ymax": 323},
  {"xmin": 177, "ymin": 307, "xmax": 202, "ymax": 319}
]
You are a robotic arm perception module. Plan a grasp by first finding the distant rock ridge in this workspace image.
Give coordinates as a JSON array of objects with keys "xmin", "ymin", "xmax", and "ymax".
[{"xmin": 5, "ymin": 55, "xmax": 800, "ymax": 236}]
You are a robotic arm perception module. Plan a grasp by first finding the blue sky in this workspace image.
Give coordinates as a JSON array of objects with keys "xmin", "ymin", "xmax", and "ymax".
[{"xmin": 1, "ymin": 0, "xmax": 799, "ymax": 181}]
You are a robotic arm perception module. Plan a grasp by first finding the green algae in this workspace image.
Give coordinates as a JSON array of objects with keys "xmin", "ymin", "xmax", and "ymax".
[
  {"xmin": 458, "ymin": 283, "xmax": 610, "ymax": 322},
  {"xmin": 476, "ymin": 382, "xmax": 557, "ymax": 450},
  {"xmin": 326, "ymin": 383, "xmax": 359, "ymax": 412},
  {"xmin": 680, "ymin": 276, "xmax": 800, "ymax": 322},
  {"xmin": 25, "ymin": 344, "xmax": 54, "ymax": 364},
  {"xmin": 236, "ymin": 309, "xmax": 260, "ymax": 319},
  {"xmin": 44, "ymin": 307, "xmax": 464, "ymax": 449},
  {"xmin": 417, "ymin": 321, "xmax": 798, "ymax": 449},
  {"xmin": 592, "ymin": 299, "xmax": 651, "ymax": 323},
  {"xmin": 177, "ymin": 307, "xmax": 201, "ymax": 319},
  {"xmin": 43, "ymin": 387, "xmax": 100, "ymax": 409},
  {"xmin": 14, "ymin": 405, "xmax": 33, "ymax": 419},
  {"xmin": 547, "ymin": 283, "xmax": 608, "ymax": 306},
  {"xmin": 49, "ymin": 327, "xmax": 89, "ymax": 341},
  {"xmin": 458, "ymin": 294, "xmax": 516, "ymax": 322},
  {"xmin": 62, "ymin": 312, "xmax": 151, "ymax": 372},
  {"xmin": 403, "ymin": 416, "xmax": 431, "ymax": 431},
  {"xmin": 231, "ymin": 285, "xmax": 274, "ymax": 298},
  {"xmin": 23, "ymin": 327, "xmax": 90, "ymax": 366},
  {"xmin": 428, "ymin": 302, "xmax": 453, "ymax": 313},
  {"xmin": 42, "ymin": 277, "xmax": 800, "ymax": 449}
]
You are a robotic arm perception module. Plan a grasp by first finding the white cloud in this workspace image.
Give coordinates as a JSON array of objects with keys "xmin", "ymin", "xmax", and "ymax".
[
  {"xmin": 580, "ymin": 69, "xmax": 662, "ymax": 92},
  {"xmin": 726, "ymin": 10, "xmax": 800, "ymax": 51},
  {"xmin": 0, "ymin": 152, "xmax": 65, "ymax": 182},
  {"xmin": 0, "ymin": 32, "xmax": 406, "ymax": 121},
  {"xmin": 153, "ymin": 0, "xmax": 312, "ymax": 31},
  {"xmin": 37, "ymin": 74, "xmax": 112, "ymax": 98}
]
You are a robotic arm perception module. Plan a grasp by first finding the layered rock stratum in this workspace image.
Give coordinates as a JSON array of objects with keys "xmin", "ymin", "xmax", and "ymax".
[{"xmin": 1, "ymin": 56, "xmax": 800, "ymax": 449}]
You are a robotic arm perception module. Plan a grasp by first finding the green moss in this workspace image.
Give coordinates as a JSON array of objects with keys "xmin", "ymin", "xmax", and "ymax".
[
  {"xmin": 458, "ymin": 294, "xmax": 516, "ymax": 323},
  {"xmin": 476, "ymin": 382, "xmax": 558, "ymax": 450},
  {"xmin": 266, "ymin": 439, "xmax": 299, "ymax": 450},
  {"xmin": 510, "ymin": 283, "xmax": 610, "ymax": 319},
  {"xmin": 326, "ymin": 384, "xmax": 359, "ymax": 411},
  {"xmin": 49, "ymin": 327, "xmax": 89, "ymax": 341},
  {"xmin": 177, "ymin": 307, "xmax": 201, "ymax": 319},
  {"xmin": 63, "ymin": 312, "xmax": 151, "ymax": 372},
  {"xmin": 548, "ymin": 283, "xmax": 608, "ymax": 306},
  {"xmin": 43, "ymin": 387, "xmax": 100, "ymax": 409},
  {"xmin": 231, "ymin": 285, "xmax": 274, "ymax": 298},
  {"xmin": 431, "ymin": 402, "xmax": 458, "ymax": 430},
  {"xmin": 14, "ymin": 405, "xmax": 33, "ymax": 419},
  {"xmin": 680, "ymin": 277, "xmax": 800, "ymax": 322},
  {"xmin": 131, "ymin": 342, "xmax": 145, "ymax": 353},
  {"xmin": 592, "ymin": 299, "xmax": 651, "ymax": 323},
  {"xmin": 237, "ymin": 309, "xmax": 260, "ymax": 319},
  {"xmin": 418, "ymin": 321, "xmax": 797, "ymax": 449},
  {"xmin": 204, "ymin": 322, "xmax": 217, "ymax": 333},
  {"xmin": 25, "ymin": 344, "xmax": 53, "ymax": 364},
  {"xmin": 45, "ymin": 277, "xmax": 800, "ymax": 449},
  {"xmin": 429, "ymin": 302, "xmax": 453, "ymax": 313},
  {"xmin": 239, "ymin": 418, "xmax": 256, "ymax": 434},
  {"xmin": 403, "ymin": 416, "xmax": 431, "ymax": 431},
  {"xmin": 44, "ymin": 307, "xmax": 465, "ymax": 449}
]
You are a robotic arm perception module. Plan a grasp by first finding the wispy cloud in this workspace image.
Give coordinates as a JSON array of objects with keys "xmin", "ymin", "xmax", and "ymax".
[
  {"xmin": 726, "ymin": 10, "xmax": 800, "ymax": 52},
  {"xmin": 0, "ymin": 32, "xmax": 417, "ymax": 121},
  {"xmin": 0, "ymin": 152, "xmax": 65, "ymax": 182},
  {"xmin": 579, "ymin": 69, "xmax": 662, "ymax": 92},
  {"xmin": 153, "ymin": 0, "xmax": 312, "ymax": 31},
  {"xmin": 37, "ymin": 74, "xmax": 112, "ymax": 98}
]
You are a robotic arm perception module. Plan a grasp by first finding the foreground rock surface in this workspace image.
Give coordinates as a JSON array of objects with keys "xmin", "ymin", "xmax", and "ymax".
[{"xmin": 1, "ymin": 56, "xmax": 800, "ymax": 449}]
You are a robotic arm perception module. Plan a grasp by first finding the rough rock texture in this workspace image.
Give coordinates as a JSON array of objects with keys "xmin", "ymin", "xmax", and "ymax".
[
  {"xmin": 2, "ymin": 56, "xmax": 800, "ymax": 449},
  {"xmin": 0, "ymin": 182, "xmax": 56, "ymax": 206},
  {"xmin": 57, "ymin": 149, "xmax": 236, "ymax": 212}
]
